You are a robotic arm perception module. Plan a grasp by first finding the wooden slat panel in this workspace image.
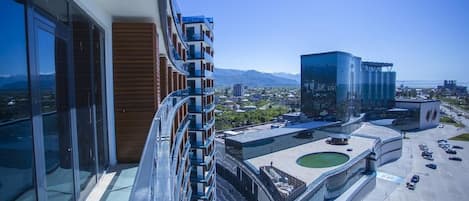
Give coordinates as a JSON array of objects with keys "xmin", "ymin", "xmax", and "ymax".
[{"xmin": 113, "ymin": 22, "xmax": 159, "ymax": 163}]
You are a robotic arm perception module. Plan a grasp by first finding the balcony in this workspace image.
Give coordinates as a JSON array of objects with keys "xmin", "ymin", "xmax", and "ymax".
[
  {"xmin": 189, "ymin": 117, "xmax": 215, "ymax": 131},
  {"xmin": 186, "ymin": 33, "xmax": 213, "ymax": 46},
  {"xmin": 182, "ymin": 16, "xmax": 214, "ymax": 31},
  {"xmin": 188, "ymin": 69, "xmax": 214, "ymax": 78},
  {"xmin": 189, "ymin": 103, "xmax": 215, "ymax": 113},
  {"xmin": 192, "ymin": 182, "xmax": 215, "ymax": 200},
  {"xmin": 191, "ymin": 160, "xmax": 216, "ymax": 183},
  {"xmin": 187, "ymin": 51, "xmax": 213, "ymax": 63},
  {"xmin": 188, "ymin": 87, "xmax": 215, "ymax": 95},
  {"xmin": 129, "ymin": 90, "xmax": 189, "ymax": 201},
  {"xmin": 190, "ymin": 132, "xmax": 215, "ymax": 149},
  {"xmin": 190, "ymin": 148, "xmax": 215, "ymax": 166}
]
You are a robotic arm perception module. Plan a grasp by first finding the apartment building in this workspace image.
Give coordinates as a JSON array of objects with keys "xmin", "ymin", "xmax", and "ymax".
[
  {"xmin": 183, "ymin": 16, "xmax": 216, "ymax": 201},
  {"xmin": 0, "ymin": 0, "xmax": 213, "ymax": 201}
]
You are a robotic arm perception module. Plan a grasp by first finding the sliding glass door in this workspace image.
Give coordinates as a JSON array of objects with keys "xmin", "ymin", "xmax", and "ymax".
[{"xmin": 32, "ymin": 11, "xmax": 74, "ymax": 201}]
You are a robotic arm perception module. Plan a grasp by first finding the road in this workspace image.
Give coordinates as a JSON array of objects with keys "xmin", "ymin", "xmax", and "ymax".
[{"xmin": 364, "ymin": 106, "xmax": 469, "ymax": 201}]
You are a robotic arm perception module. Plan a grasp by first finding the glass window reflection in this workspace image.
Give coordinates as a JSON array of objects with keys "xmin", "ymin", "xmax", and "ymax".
[{"xmin": 0, "ymin": 1, "xmax": 36, "ymax": 200}]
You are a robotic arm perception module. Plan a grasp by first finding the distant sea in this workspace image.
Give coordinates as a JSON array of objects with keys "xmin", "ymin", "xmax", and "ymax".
[{"xmin": 397, "ymin": 80, "xmax": 469, "ymax": 89}]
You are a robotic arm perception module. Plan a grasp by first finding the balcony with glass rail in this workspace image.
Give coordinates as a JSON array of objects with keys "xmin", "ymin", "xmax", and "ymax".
[
  {"xmin": 188, "ymin": 87, "xmax": 215, "ymax": 95},
  {"xmin": 189, "ymin": 102, "xmax": 215, "ymax": 113},
  {"xmin": 128, "ymin": 89, "xmax": 191, "ymax": 201},
  {"xmin": 182, "ymin": 16, "xmax": 214, "ymax": 30},
  {"xmin": 186, "ymin": 33, "xmax": 213, "ymax": 46},
  {"xmin": 192, "ymin": 182, "xmax": 215, "ymax": 200},
  {"xmin": 190, "ymin": 147, "xmax": 215, "ymax": 166},
  {"xmin": 187, "ymin": 50, "xmax": 213, "ymax": 62},
  {"xmin": 189, "ymin": 117, "xmax": 215, "ymax": 131},
  {"xmin": 190, "ymin": 132, "xmax": 215, "ymax": 149},
  {"xmin": 190, "ymin": 161, "xmax": 216, "ymax": 183}
]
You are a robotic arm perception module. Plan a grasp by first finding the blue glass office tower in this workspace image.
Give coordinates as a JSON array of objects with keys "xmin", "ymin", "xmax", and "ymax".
[{"xmin": 301, "ymin": 51, "xmax": 395, "ymax": 122}]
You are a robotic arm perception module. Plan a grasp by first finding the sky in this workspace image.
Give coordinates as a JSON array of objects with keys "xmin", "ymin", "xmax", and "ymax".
[{"xmin": 180, "ymin": 0, "xmax": 469, "ymax": 81}]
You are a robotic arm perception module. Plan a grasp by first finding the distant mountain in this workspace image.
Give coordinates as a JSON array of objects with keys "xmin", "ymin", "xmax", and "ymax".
[
  {"xmin": 214, "ymin": 68, "xmax": 298, "ymax": 87},
  {"xmin": 272, "ymin": 72, "xmax": 300, "ymax": 84},
  {"xmin": 0, "ymin": 74, "xmax": 55, "ymax": 91}
]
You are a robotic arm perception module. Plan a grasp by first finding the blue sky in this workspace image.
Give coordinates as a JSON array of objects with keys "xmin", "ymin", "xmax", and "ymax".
[{"xmin": 180, "ymin": 0, "xmax": 469, "ymax": 81}]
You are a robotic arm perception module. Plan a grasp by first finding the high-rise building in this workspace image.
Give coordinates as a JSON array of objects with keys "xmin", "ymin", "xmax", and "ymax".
[
  {"xmin": 301, "ymin": 51, "xmax": 396, "ymax": 122},
  {"xmin": 233, "ymin": 83, "xmax": 244, "ymax": 97},
  {"xmin": 0, "ymin": 0, "xmax": 214, "ymax": 201},
  {"xmin": 183, "ymin": 16, "xmax": 216, "ymax": 201}
]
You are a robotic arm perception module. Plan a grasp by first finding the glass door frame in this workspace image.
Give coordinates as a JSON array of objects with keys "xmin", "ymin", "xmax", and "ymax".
[
  {"xmin": 26, "ymin": 4, "xmax": 79, "ymax": 201},
  {"xmin": 25, "ymin": 1, "xmax": 109, "ymax": 200}
]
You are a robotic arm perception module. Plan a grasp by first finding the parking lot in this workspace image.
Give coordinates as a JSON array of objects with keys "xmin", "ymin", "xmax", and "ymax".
[{"xmin": 364, "ymin": 124, "xmax": 469, "ymax": 201}]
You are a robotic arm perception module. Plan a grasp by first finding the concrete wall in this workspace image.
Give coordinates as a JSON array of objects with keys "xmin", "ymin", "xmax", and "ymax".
[{"xmin": 419, "ymin": 101, "xmax": 440, "ymax": 129}]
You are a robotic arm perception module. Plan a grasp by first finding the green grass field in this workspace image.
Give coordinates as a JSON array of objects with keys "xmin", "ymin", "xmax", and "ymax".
[
  {"xmin": 297, "ymin": 152, "xmax": 349, "ymax": 168},
  {"xmin": 449, "ymin": 133, "xmax": 469, "ymax": 141}
]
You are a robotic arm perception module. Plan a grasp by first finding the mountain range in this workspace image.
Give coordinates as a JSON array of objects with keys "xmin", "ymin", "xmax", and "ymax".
[{"xmin": 214, "ymin": 68, "xmax": 300, "ymax": 87}]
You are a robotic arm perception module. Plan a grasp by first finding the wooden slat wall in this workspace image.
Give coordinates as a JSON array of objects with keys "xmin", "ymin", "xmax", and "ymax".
[{"xmin": 113, "ymin": 23, "xmax": 159, "ymax": 162}]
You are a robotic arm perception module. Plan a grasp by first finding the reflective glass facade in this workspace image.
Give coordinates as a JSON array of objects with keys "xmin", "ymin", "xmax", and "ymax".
[
  {"xmin": 0, "ymin": 1, "xmax": 109, "ymax": 200},
  {"xmin": 301, "ymin": 51, "xmax": 396, "ymax": 122}
]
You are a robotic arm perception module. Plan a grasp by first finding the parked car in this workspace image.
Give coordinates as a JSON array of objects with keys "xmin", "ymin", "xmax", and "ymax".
[
  {"xmin": 437, "ymin": 139, "xmax": 448, "ymax": 143},
  {"xmin": 406, "ymin": 182, "xmax": 415, "ymax": 190},
  {"xmin": 446, "ymin": 149, "xmax": 457, "ymax": 154},
  {"xmin": 453, "ymin": 145, "xmax": 464, "ymax": 149},
  {"xmin": 411, "ymin": 175, "xmax": 420, "ymax": 183},
  {"xmin": 425, "ymin": 163, "xmax": 437, "ymax": 169},
  {"xmin": 449, "ymin": 157, "xmax": 462, "ymax": 161},
  {"xmin": 421, "ymin": 151, "xmax": 432, "ymax": 157},
  {"xmin": 423, "ymin": 155, "xmax": 434, "ymax": 161}
]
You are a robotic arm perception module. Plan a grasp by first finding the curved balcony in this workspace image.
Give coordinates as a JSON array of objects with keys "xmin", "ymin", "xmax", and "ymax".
[
  {"xmin": 158, "ymin": 0, "xmax": 188, "ymax": 75},
  {"xmin": 186, "ymin": 33, "xmax": 213, "ymax": 46},
  {"xmin": 190, "ymin": 133, "xmax": 215, "ymax": 149},
  {"xmin": 129, "ymin": 90, "xmax": 189, "ymax": 201},
  {"xmin": 191, "ymin": 161, "xmax": 216, "ymax": 183},
  {"xmin": 189, "ymin": 87, "xmax": 215, "ymax": 96},
  {"xmin": 190, "ymin": 148, "xmax": 215, "ymax": 166},
  {"xmin": 189, "ymin": 117, "xmax": 215, "ymax": 131},
  {"xmin": 189, "ymin": 103, "xmax": 215, "ymax": 113}
]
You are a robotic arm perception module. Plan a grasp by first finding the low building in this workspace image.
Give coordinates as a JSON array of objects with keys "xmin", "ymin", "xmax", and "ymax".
[
  {"xmin": 395, "ymin": 99, "xmax": 441, "ymax": 130},
  {"xmin": 217, "ymin": 121, "xmax": 403, "ymax": 201}
]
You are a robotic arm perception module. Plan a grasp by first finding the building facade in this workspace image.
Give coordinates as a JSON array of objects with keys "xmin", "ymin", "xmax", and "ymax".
[
  {"xmin": 395, "ymin": 99, "xmax": 441, "ymax": 130},
  {"xmin": 183, "ymin": 16, "xmax": 217, "ymax": 201},
  {"xmin": 0, "ymin": 0, "xmax": 213, "ymax": 201},
  {"xmin": 233, "ymin": 83, "xmax": 244, "ymax": 97},
  {"xmin": 301, "ymin": 51, "xmax": 396, "ymax": 122}
]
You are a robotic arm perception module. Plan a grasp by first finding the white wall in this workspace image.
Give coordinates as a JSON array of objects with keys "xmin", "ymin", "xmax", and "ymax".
[{"xmin": 419, "ymin": 101, "xmax": 440, "ymax": 129}]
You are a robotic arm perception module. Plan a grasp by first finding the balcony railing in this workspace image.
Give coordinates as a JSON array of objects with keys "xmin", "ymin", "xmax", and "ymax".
[
  {"xmin": 190, "ymin": 133, "xmax": 215, "ymax": 149},
  {"xmin": 190, "ymin": 147, "xmax": 215, "ymax": 166},
  {"xmin": 186, "ymin": 33, "xmax": 212, "ymax": 46},
  {"xmin": 191, "ymin": 162, "xmax": 216, "ymax": 183},
  {"xmin": 182, "ymin": 16, "xmax": 214, "ymax": 30},
  {"xmin": 188, "ymin": 69, "xmax": 214, "ymax": 78},
  {"xmin": 189, "ymin": 103, "xmax": 215, "ymax": 113},
  {"xmin": 129, "ymin": 89, "xmax": 189, "ymax": 201},
  {"xmin": 192, "ymin": 182, "xmax": 214, "ymax": 200},
  {"xmin": 187, "ymin": 51, "xmax": 213, "ymax": 62},
  {"xmin": 188, "ymin": 87, "xmax": 215, "ymax": 95},
  {"xmin": 189, "ymin": 117, "xmax": 215, "ymax": 131}
]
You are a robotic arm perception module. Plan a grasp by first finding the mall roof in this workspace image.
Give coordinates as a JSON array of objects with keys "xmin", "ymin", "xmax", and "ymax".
[{"xmin": 226, "ymin": 121, "xmax": 338, "ymax": 144}]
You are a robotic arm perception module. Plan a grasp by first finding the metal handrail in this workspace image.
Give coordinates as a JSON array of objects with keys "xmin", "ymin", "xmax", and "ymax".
[{"xmin": 129, "ymin": 89, "xmax": 189, "ymax": 201}]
